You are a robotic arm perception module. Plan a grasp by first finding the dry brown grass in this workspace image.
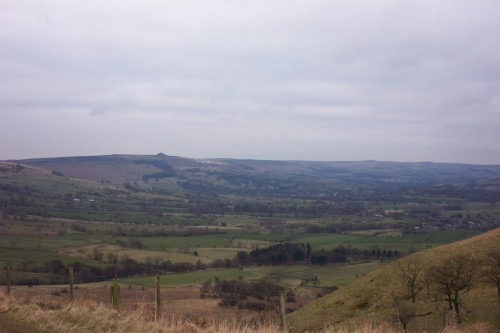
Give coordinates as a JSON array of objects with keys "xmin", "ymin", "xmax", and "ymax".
[
  {"xmin": 1, "ymin": 287, "xmax": 379, "ymax": 333},
  {"xmin": 319, "ymin": 322, "xmax": 497, "ymax": 333},
  {"xmin": 0, "ymin": 290, "xmax": 284, "ymax": 333},
  {"xmin": 0, "ymin": 288, "xmax": 496, "ymax": 333}
]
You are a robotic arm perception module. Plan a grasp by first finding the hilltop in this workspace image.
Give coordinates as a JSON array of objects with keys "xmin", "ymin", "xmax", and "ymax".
[{"xmin": 288, "ymin": 228, "xmax": 500, "ymax": 332}]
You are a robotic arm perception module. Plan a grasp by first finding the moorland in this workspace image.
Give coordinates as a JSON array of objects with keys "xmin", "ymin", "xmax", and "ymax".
[{"xmin": 0, "ymin": 153, "xmax": 499, "ymax": 332}]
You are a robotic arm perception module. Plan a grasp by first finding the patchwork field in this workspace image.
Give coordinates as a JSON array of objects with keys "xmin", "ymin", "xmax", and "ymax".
[{"xmin": 1, "ymin": 156, "xmax": 499, "ymax": 332}]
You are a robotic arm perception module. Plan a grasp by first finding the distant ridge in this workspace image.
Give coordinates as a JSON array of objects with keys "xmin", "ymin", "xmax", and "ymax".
[{"xmin": 8, "ymin": 153, "xmax": 500, "ymax": 196}]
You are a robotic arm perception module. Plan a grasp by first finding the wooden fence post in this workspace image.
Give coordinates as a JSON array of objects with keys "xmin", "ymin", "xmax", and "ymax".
[
  {"xmin": 111, "ymin": 279, "xmax": 120, "ymax": 310},
  {"xmin": 4, "ymin": 262, "xmax": 11, "ymax": 295},
  {"xmin": 155, "ymin": 274, "xmax": 161, "ymax": 321},
  {"xmin": 69, "ymin": 266, "xmax": 74, "ymax": 302},
  {"xmin": 280, "ymin": 292, "xmax": 287, "ymax": 332}
]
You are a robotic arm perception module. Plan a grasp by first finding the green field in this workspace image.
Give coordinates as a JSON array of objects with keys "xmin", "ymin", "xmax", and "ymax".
[
  {"xmin": 123, "ymin": 268, "xmax": 255, "ymax": 286},
  {"xmin": 119, "ymin": 261, "xmax": 385, "ymax": 288},
  {"xmin": 0, "ymin": 215, "xmax": 484, "ymax": 271},
  {"xmin": 1, "ymin": 160, "xmax": 498, "ymax": 294}
]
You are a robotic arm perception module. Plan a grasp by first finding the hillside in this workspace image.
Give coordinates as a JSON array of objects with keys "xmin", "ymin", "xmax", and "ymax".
[
  {"xmin": 8, "ymin": 154, "xmax": 198, "ymax": 185},
  {"xmin": 0, "ymin": 161, "xmax": 52, "ymax": 177},
  {"xmin": 9, "ymin": 154, "xmax": 500, "ymax": 198},
  {"xmin": 287, "ymin": 228, "xmax": 500, "ymax": 332}
]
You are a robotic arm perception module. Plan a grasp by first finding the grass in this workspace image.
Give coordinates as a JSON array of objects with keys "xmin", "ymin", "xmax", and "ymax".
[
  {"xmin": 293, "ymin": 234, "xmax": 362, "ymax": 250},
  {"xmin": 138, "ymin": 235, "xmax": 233, "ymax": 249},
  {"xmin": 0, "ymin": 234, "xmax": 101, "ymax": 251},
  {"xmin": 0, "ymin": 215, "xmax": 485, "ymax": 288},
  {"xmin": 0, "ymin": 247, "xmax": 60, "ymax": 263},
  {"xmin": 0, "ymin": 289, "xmax": 496, "ymax": 333},
  {"xmin": 282, "ymin": 262, "xmax": 387, "ymax": 287},
  {"xmin": 292, "ymin": 230, "xmax": 481, "ymax": 252},
  {"xmin": 0, "ymin": 312, "xmax": 53, "ymax": 333},
  {"xmin": 118, "ymin": 262, "xmax": 386, "ymax": 290},
  {"xmin": 0, "ymin": 293, "xmax": 283, "ymax": 333},
  {"xmin": 122, "ymin": 268, "xmax": 257, "ymax": 287},
  {"xmin": 122, "ymin": 249, "xmax": 213, "ymax": 264}
]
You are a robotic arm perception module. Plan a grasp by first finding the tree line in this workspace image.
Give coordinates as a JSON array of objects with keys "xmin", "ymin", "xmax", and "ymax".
[{"xmin": 234, "ymin": 243, "xmax": 400, "ymax": 266}]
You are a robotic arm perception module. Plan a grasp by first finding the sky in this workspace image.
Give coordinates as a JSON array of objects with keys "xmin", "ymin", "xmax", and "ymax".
[{"xmin": 1, "ymin": 0, "xmax": 500, "ymax": 164}]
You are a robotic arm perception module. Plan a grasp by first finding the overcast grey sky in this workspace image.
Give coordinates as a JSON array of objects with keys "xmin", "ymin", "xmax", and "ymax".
[{"xmin": 1, "ymin": 0, "xmax": 499, "ymax": 164}]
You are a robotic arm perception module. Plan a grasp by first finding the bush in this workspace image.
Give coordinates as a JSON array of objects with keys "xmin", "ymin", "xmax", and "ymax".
[{"xmin": 218, "ymin": 298, "xmax": 237, "ymax": 307}]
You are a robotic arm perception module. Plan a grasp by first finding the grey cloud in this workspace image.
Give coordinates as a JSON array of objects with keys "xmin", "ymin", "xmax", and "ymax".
[{"xmin": 1, "ymin": 0, "xmax": 500, "ymax": 163}]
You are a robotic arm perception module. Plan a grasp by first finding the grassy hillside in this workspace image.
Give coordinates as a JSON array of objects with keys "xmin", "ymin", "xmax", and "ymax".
[{"xmin": 288, "ymin": 228, "xmax": 500, "ymax": 332}]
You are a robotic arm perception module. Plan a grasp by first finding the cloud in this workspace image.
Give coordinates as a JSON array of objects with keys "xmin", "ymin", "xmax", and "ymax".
[{"xmin": 1, "ymin": 0, "xmax": 500, "ymax": 163}]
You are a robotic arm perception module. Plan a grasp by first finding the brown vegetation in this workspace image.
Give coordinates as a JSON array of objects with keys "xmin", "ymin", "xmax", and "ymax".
[{"xmin": 1, "ymin": 289, "xmax": 497, "ymax": 333}]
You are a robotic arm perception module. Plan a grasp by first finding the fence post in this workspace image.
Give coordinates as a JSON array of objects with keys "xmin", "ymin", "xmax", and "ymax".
[
  {"xmin": 4, "ymin": 262, "xmax": 11, "ymax": 295},
  {"xmin": 155, "ymin": 274, "xmax": 161, "ymax": 321},
  {"xmin": 69, "ymin": 266, "xmax": 74, "ymax": 302},
  {"xmin": 111, "ymin": 278, "xmax": 120, "ymax": 310},
  {"xmin": 280, "ymin": 292, "xmax": 287, "ymax": 332}
]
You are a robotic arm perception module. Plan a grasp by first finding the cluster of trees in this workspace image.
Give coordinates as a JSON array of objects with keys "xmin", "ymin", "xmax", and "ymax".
[
  {"xmin": 227, "ymin": 201, "xmax": 365, "ymax": 217},
  {"xmin": 70, "ymin": 223, "xmax": 224, "ymax": 239},
  {"xmin": 395, "ymin": 248, "xmax": 500, "ymax": 328},
  {"xmin": 234, "ymin": 243, "xmax": 400, "ymax": 266},
  {"xmin": 200, "ymin": 277, "xmax": 284, "ymax": 311},
  {"xmin": 185, "ymin": 197, "xmax": 366, "ymax": 217},
  {"xmin": 142, "ymin": 171, "xmax": 176, "ymax": 182}
]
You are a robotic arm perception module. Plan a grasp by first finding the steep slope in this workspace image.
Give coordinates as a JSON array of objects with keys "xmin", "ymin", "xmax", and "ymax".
[{"xmin": 288, "ymin": 228, "xmax": 500, "ymax": 332}]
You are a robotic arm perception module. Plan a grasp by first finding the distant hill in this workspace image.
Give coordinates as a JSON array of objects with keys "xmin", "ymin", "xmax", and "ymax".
[
  {"xmin": 288, "ymin": 228, "xmax": 500, "ymax": 332},
  {"xmin": 9, "ymin": 154, "xmax": 198, "ymax": 184},
  {"xmin": 0, "ymin": 161, "xmax": 51, "ymax": 176},
  {"xmin": 8, "ymin": 153, "xmax": 500, "ymax": 198}
]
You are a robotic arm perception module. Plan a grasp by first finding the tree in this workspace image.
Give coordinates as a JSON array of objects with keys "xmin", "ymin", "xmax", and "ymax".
[
  {"xmin": 428, "ymin": 254, "xmax": 476, "ymax": 323},
  {"xmin": 480, "ymin": 248, "xmax": 500, "ymax": 305},
  {"xmin": 305, "ymin": 243, "xmax": 312, "ymax": 258},
  {"xmin": 392, "ymin": 298, "xmax": 432, "ymax": 333},
  {"xmin": 397, "ymin": 256, "xmax": 424, "ymax": 303},
  {"xmin": 45, "ymin": 259, "xmax": 66, "ymax": 274},
  {"xmin": 93, "ymin": 247, "xmax": 103, "ymax": 261}
]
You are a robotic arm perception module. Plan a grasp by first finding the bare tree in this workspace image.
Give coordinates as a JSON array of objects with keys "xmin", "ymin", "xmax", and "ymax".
[
  {"xmin": 481, "ymin": 248, "xmax": 500, "ymax": 305},
  {"xmin": 398, "ymin": 256, "xmax": 424, "ymax": 303},
  {"xmin": 428, "ymin": 254, "xmax": 476, "ymax": 324},
  {"xmin": 393, "ymin": 297, "xmax": 432, "ymax": 333}
]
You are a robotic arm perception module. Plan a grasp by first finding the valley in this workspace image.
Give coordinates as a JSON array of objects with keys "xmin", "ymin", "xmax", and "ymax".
[{"xmin": 0, "ymin": 154, "xmax": 499, "ymax": 332}]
